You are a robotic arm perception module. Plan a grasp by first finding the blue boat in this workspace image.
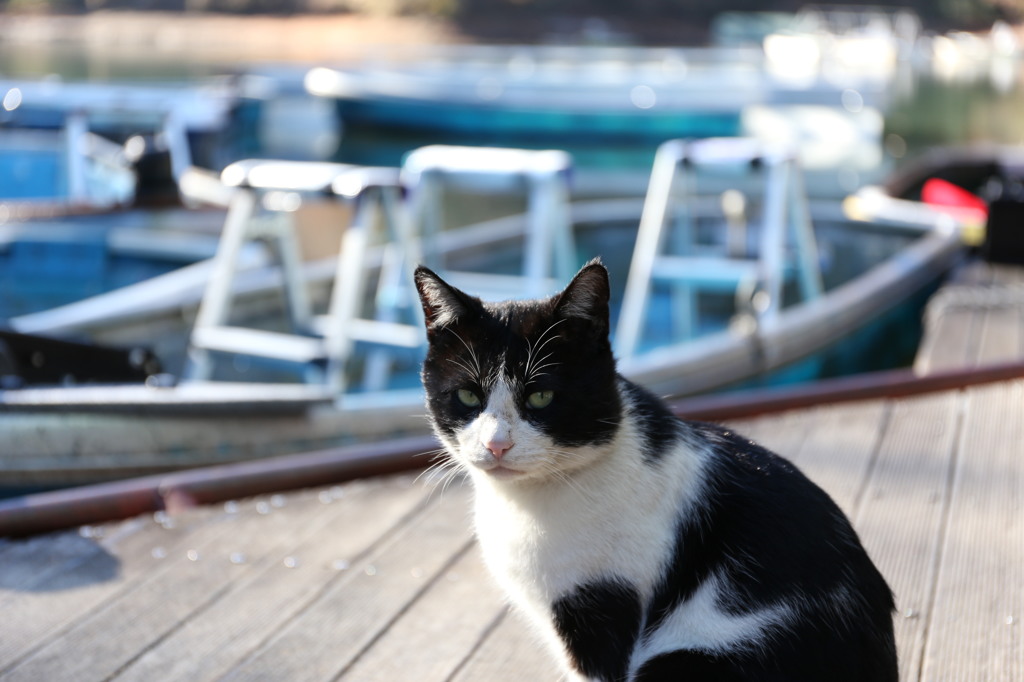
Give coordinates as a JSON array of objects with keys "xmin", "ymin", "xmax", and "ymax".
[
  {"xmin": 0, "ymin": 80, "xmax": 246, "ymax": 319},
  {"xmin": 1, "ymin": 78, "xmax": 240, "ymax": 210},
  {"xmin": 0, "ymin": 108, "xmax": 135, "ymax": 211},
  {"xmin": 305, "ymin": 46, "xmax": 772, "ymax": 143},
  {"xmin": 0, "ymin": 141, "xmax": 966, "ymax": 488},
  {"xmin": 306, "ymin": 43, "xmax": 902, "ymax": 148},
  {"xmin": 0, "ymin": 209, "xmax": 228, "ymax": 320}
]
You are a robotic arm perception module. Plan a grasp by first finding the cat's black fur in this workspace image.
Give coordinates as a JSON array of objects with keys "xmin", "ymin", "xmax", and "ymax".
[{"xmin": 415, "ymin": 260, "xmax": 897, "ymax": 681}]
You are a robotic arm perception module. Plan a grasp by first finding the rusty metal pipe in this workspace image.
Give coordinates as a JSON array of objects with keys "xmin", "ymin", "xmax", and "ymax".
[
  {"xmin": 0, "ymin": 435, "xmax": 437, "ymax": 538},
  {"xmin": 670, "ymin": 359, "xmax": 1024, "ymax": 421},
  {"xmin": 3, "ymin": 360, "xmax": 1024, "ymax": 537}
]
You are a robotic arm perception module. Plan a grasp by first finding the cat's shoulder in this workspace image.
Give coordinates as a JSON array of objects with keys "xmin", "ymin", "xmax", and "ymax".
[
  {"xmin": 616, "ymin": 377, "xmax": 688, "ymax": 464},
  {"xmin": 615, "ymin": 379, "xmax": 778, "ymax": 473}
]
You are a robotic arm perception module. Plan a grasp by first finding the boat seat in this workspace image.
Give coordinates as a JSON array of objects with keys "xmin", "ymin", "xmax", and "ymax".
[
  {"xmin": 186, "ymin": 147, "xmax": 578, "ymax": 395},
  {"xmin": 219, "ymin": 159, "xmax": 374, "ymax": 194},
  {"xmin": 401, "ymin": 145, "xmax": 577, "ymax": 301},
  {"xmin": 615, "ymin": 138, "xmax": 823, "ymax": 359},
  {"xmin": 186, "ymin": 160, "xmax": 420, "ymax": 394},
  {"xmin": 344, "ymin": 145, "xmax": 579, "ymax": 391}
]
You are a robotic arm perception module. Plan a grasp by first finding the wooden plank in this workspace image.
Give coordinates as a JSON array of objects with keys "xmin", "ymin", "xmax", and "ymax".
[
  {"xmin": 784, "ymin": 400, "xmax": 889, "ymax": 516},
  {"xmin": 725, "ymin": 408, "xmax": 812, "ymax": 460},
  {"xmin": 0, "ymin": 504, "xmax": 226, "ymax": 672},
  {"xmin": 850, "ymin": 392, "xmax": 960, "ymax": 682},
  {"xmin": 917, "ymin": 261, "xmax": 1024, "ymax": 373},
  {"xmin": 1, "ymin": 480, "xmax": 425, "ymax": 681},
  {"xmin": 451, "ymin": 609, "xmax": 565, "ymax": 682},
  {"xmin": 921, "ymin": 381, "xmax": 1024, "ymax": 680},
  {"xmin": 112, "ymin": 476, "xmax": 433, "ymax": 682},
  {"xmin": 974, "ymin": 295, "xmax": 1023, "ymax": 365},
  {"xmin": 0, "ymin": 526, "xmax": 128, "ymax": 595},
  {"xmin": 991, "ymin": 263, "xmax": 1024, "ymax": 286},
  {"xmin": 727, "ymin": 401, "xmax": 887, "ymax": 518},
  {"xmin": 955, "ymin": 260, "xmax": 996, "ymax": 286},
  {"xmin": 916, "ymin": 297, "xmax": 980, "ymax": 373},
  {"xmin": 339, "ymin": 544, "xmax": 507, "ymax": 681},
  {"xmin": 1, "ymin": 494, "xmax": 304, "ymax": 679},
  {"xmin": 221, "ymin": 485, "xmax": 474, "ymax": 681}
]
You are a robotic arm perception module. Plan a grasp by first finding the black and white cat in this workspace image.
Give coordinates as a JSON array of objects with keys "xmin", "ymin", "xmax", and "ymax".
[{"xmin": 415, "ymin": 259, "xmax": 897, "ymax": 681}]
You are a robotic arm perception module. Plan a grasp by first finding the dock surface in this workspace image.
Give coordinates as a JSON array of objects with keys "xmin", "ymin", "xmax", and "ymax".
[{"xmin": 1, "ymin": 262, "xmax": 1022, "ymax": 681}]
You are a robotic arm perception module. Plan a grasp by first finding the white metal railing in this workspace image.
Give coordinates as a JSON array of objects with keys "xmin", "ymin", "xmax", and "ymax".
[
  {"xmin": 615, "ymin": 138, "xmax": 823, "ymax": 359},
  {"xmin": 185, "ymin": 146, "xmax": 577, "ymax": 396},
  {"xmin": 185, "ymin": 160, "xmax": 417, "ymax": 395},
  {"xmin": 402, "ymin": 144, "xmax": 576, "ymax": 301}
]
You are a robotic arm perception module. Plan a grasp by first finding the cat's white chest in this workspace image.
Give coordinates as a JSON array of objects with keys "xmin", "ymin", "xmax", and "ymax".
[
  {"xmin": 472, "ymin": 492, "xmax": 547, "ymax": 595},
  {"xmin": 469, "ymin": 441, "xmax": 702, "ymax": 611}
]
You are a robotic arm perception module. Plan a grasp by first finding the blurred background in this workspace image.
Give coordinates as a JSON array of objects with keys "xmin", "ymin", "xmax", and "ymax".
[{"xmin": 1, "ymin": 0, "xmax": 1023, "ymax": 492}]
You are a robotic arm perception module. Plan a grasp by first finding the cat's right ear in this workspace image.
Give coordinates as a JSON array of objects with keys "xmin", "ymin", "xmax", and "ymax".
[{"xmin": 414, "ymin": 266, "xmax": 475, "ymax": 334}]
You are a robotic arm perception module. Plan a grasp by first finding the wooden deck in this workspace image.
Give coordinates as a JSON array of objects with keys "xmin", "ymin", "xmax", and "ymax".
[{"xmin": 1, "ymin": 262, "xmax": 1022, "ymax": 681}]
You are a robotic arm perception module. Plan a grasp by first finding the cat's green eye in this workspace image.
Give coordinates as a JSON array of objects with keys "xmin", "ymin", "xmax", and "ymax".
[
  {"xmin": 527, "ymin": 390, "xmax": 554, "ymax": 409},
  {"xmin": 457, "ymin": 389, "xmax": 481, "ymax": 408}
]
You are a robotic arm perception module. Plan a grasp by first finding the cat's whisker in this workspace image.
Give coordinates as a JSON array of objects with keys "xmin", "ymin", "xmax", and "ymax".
[
  {"xmin": 438, "ymin": 463, "xmax": 468, "ymax": 497},
  {"xmin": 527, "ymin": 351, "xmax": 559, "ymax": 379},
  {"xmin": 418, "ymin": 459, "xmax": 449, "ymax": 481},
  {"xmin": 413, "ymin": 447, "xmax": 448, "ymax": 460},
  {"xmin": 416, "ymin": 454, "xmax": 452, "ymax": 475},
  {"xmin": 414, "ymin": 453, "xmax": 462, "ymax": 494},
  {"xmin": 524, "ymin": 338, "xmax": 537, "ymax": 378},
  {"xmin": 528, "ymin": 362, "xmax": 561, "ymax": 381},
  {"xmin": 533, "ymin": 319, "xmax": 566, "ymax": 352},
  {"xmin": 538, "ymin": 459, "xmax": 589, "ymax": 498},
  {"xmin": 416, "ymin": 457, "xmax": 465, "ymax": 497},
  {"xmin": 446, "ymin": 328, "xmax": 482, "ymax": 377},
  {"xmin": 525, "ymin": 319, "xmax": 566, "ymax": 377},
  {"xmin": 532, "ymin": 350, "xmax": 556, "ymax": 366},
  {"xmin": 446, "ymin": 357, "xmax": 479, "ymax": 381},
  {"xmin": 537, "ymin": 449, "xmax": 591, "ymax": 482},
  {"xmin": 440, "ymin": 468, "xmax": 466, "ymax": 495}
]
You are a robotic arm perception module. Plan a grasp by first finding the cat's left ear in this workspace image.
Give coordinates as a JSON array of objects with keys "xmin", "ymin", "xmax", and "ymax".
[{"xmin": 553, "ymin": 258, "xmax": 610, "ymax": 332}]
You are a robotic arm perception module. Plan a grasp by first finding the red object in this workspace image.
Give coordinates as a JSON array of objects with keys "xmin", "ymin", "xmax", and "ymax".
[{"xmin": 922, "ymin": 177, "xmax": 989, "ymax": 219}]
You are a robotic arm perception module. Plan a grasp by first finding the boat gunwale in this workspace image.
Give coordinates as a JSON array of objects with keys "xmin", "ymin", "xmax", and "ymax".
[{"xmin": 1, "ymin": 195, "xmax": 959, "ymax": 413}]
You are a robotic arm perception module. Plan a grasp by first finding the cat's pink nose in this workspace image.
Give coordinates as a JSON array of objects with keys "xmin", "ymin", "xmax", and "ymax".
[{"xmin": 484, "ymin": 437, "xmax": 514, "ymax": 459}]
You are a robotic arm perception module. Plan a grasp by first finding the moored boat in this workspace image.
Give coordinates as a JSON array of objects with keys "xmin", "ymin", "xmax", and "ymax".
[
  {"xmin": 0, "ymin": 79, "xmax": 248, "ymax": 319},
  {"xmin": 305, "ymin": 46, "xmax": 758, "ymax": 143},
  {"xmin": 306, "ymin": 41, "xmax": 900, "ymax": 146},
  {"xmin": 0, "ymin": 140, "xmax": 966, "ymax": 489}
]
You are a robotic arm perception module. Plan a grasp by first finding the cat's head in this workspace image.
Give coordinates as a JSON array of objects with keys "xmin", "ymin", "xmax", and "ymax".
[{"xmin": 415, "ymin": 259, "xmax": 622, "ymax": 484}]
